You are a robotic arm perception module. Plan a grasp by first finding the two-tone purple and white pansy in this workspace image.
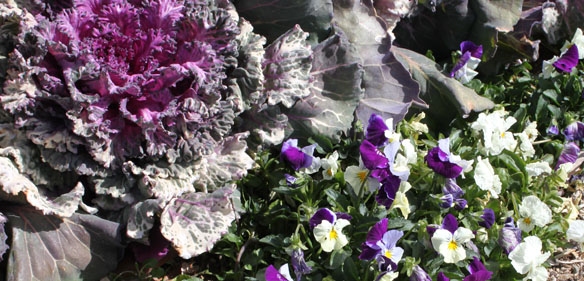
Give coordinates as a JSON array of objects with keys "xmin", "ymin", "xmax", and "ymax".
[
  {"xmin": 309, "ymin": 208, "xmax": 352, "ymax": 252},
  {"xmin": 265, "ymin": 264, "xmax": 293, "ymax": 281},
  {"xmin": 553, "ymin": 44, "xmax": 579, "ymax": 73},
  {"xmin": 562, "ymin": 121, "xmax": 584, "ymax": 141},
  {"xmin": 439, "ymin": 179, "xmax": 467, "ymax": 210},
  {"xmin": 359, "ymin": 218, "xmax": 404, "ymax": 272},
  {"xmin": 281, "ymin": 139, "xmax": 320, "ymax": 172},
  {"xmin": 366, "ymin": 114, "xmax": 400, "ymax": 147},
  {"xmin": 450, "ymin": 41, "xmax": 483, "ymax": 83},
  {"xmin": 425, "ymin": 138, "xmax": 472, "ymax": 179},
  {"xmin": 430, "ymin": 214, "xmax": 475, "ymax": 263}
]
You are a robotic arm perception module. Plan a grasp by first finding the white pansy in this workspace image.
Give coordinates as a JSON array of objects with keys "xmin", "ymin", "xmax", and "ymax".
[
  {"xmin": 392, "ymin": 181, "xmax": 412, "ymax": 218},
  {"xmin": 384, "ymin": 118, "xmax": 401, "ymax": 145},
  {"xmin": 391, "ymin": 153, "xmax": 410, "ymax": 181},
  {"xmin": 401, "ymin": 139, "xmax": 417, "ymax": 164},
  {"xmin": 560, "ymin": 28, "xmax": 584, "ymax": 59},
  {"xmin": 313, "ymin": 218, "xmax": 350, "ymax": 252},
  {"xmin": 279, "ymin": 264, "xmax": 293, "ymax": 281},
  {"xmin": 454, "ymin": 56, "xmax": 481, "ymax": 84},
  {"xmin": 321, "ymin": 151, "xmax": 339, "ymax": 180},
  {"xmin": 557, "ymin": 162, "xmax": 574, "ymax": 182},
  {"xmin": 567, "ymin": 220, "xmax": 584, "ymax": 243},
  {"xmin": 525, "ymin": 161, "xmax": 552, "ymax": 177},
  {"xmin": 542, "ymin": 56, "xmax": 559, "ymax": 78},
  {"xmin": 471, "ymin": 111, "xmax": 517, "ymax": 156},
  {"xmin": 518, "ymin": 195, "xmax": 552, "ymax": 233},
  {"xmin": 524, "ymin": 121, "xmax": 539, "ymax": 142},
  {"xmin": 344, "ymin": 159, "xmax": 379, "ymax": 195},
  {"xmin": 516, "ymin": 132, "xmax": 535, "ymax": 159},
  {"xmin": 378, "ymin": 271, "xmax": 399, "ymax": 281},
  {"xmin": 300, "ymin": 144, "xmax": 321, "ymax": 174},
  {"xmin": 509, "ymin": 236, "xmax": 551, "ymax": 281},
  {"xmin": 431, "ymin": 227, "xmax": 475, "ymax": 263},
  {"xmin": 474, "ymin": 157, "xmax": 502, "ymax": 198}
]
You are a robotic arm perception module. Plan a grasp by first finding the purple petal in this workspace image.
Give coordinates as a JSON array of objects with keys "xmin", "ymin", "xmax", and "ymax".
[
  {"xmin": 410, "ymin": 265, "xmax": 432, "ymax": 281},
  {"xmin": 266, "ymin": 265, "xmax": 288, "ymax": 281},
  {"xmin": 556, "ymin": 142, "xmax": 581, "ymax": 169},
  {"xmin": 443, "ymin": 178, "xmax": 464, "ymax": 198},
  {"xmin": 309, "ymin": 208, "xmax": 335, "ymax": 229},
  {"xmin": 450, "ymin": 51, "xmax": 472, "ymax": 78},
  {"xmin": 463, "ymin": 270, "xmax": 493, "ymax": 281},
  {"xmin": 460, "ymin": 41, "xmax": 483, "ymax": 58},
  {"xmin": 380, "ymin": 229, "xmax": 404, "ymax": 250},
  {"xmin": 553, "ymin": 45, "xmax": 579, "ymax": 73},
  {"xmin": 425, "ymin": 147, "xmax": 463, "ymax": 178},
  {"xmin": 359, "ymin": 243, "xmax": 381, "ymax": 260},
  {"xmin": 478, "ymin": 208, "xmax": 495, "ymax": 229},
  {"xmin": 371, "ymin": 167, "xmax": 391, "ymax": 182},
  {"xmin": 336, "ymin": 212, "xmax": 352, "ymax": 221},
  {"xmin": 281, "ymin": 140, "xmax": 311, "ymax": 171},
  {"xmin": 547, "ymin": 125, "xmax": 559, "ymax": 136},
  {"xmin": 454, "ymin": 198, "xmax": 467, "ymax": 211},
  {"xmin": 375, "ymin": 175, "xmax": 401, "ymax": 209},
  {"xmin": 285, "ymin": 174, "xmax": 297, "ymax": 186},
  {"xmin": 562, "ymin": 122, "xmax": 584, "ymax": 141},
  {"xmin": 439, "ymin": 194, "xmax": 454, "ymax": 209},
  {"xmin": 366, "ymin": 114, "xmax": 389, "ymax": 146},
  {"xmin": 366, "ymin": 218, "xmax": 388, "ymax": 246},
  {"xmin": 468, "ymin": 256, "xmax": 487, "ymax": 274},
  {"xmin": 437, "ymin": 272, "xmax": 451, "ymax": 281},
  {"xmin": 498, "ymin": 217, "xmax": 522, "ymax": 254},
  {"xmin": 376, "ymin": 255, "xmax": 398, "ymax": 272},
  {"xmin": 360, "ymin": 140, "xmax": 389, "ymax": 170},
  {"xmin": 427, "ymin": 225, "xmax": 438, "ymax": 237},
  {"xmin": 291, "ymin": 249, "xmax": 311, "ymax": 281},
  {"xmin": 442, "ymin": 214, "xmax": 459, "ymax": 234}
]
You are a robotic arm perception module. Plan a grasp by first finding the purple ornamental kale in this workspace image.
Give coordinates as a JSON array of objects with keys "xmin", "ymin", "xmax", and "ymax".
[
  {"xmin": 281, "ymin": 139, "xmax": 316, "ymax": 171},
  {"xmin": 439, "ymin": 179, "xmax": 467, "ymax": 210},
  {"xmin": 555, "ymin": 142, "xmax": 581, "ymax": 170},
  {"xmin": 554, "ymin": 45, "xmax": 579, "ymax": 72},
  {"xmin": 498, "ymin": 217, "xmax": 522, "ymax": 254},
  {"xmin": 478, "ymin": 208, "xmax": 495, "ymax": 229},
  {"xmin": 425, "ymin": 138, "xmax": 464, "ymax": 178},
  {"xmin": 450, "ymin": 41, "xmax": 483, "ymax": 78},
  {"xmin": 359, "ymin": 218, "xmax": 404, "ymax": 272}
]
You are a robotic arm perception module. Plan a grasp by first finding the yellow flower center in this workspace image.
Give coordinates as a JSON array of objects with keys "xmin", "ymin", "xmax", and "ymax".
[
  {"xmin": 327, "ymin": 169, "xmax": 333, "ymax": 176},
  {"xmin": 357, "ymin": 171, "xmax": 368, "ymax": 182},
  {"xmin": 329, "ymin": 229, "xmax": 338, "ymax": 239},
  {"xmin": 384, "ymin": 250, "xmax": 392, "ymax": 259},
  {"xmin": 523, "ymin": 217, "xmax": 531, "ymax": 224},
  {"xmin": 448, "ymin": 240, "xmax": 458, "ymax": 250},
  {"xmin": 501, "ymin": 132, "xmax": 506, "ymax": 137}
]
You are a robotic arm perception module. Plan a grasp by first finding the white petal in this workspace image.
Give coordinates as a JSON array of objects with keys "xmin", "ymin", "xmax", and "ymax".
[
  {"xmin": 278, "ymin": 264, "xmax": 293, "ymax": 281},
  {"xmin": 390, "ymin": 246, "xmax": 404, "ymax": 264},
  {"xmin": 526, "ymin": 265, "xmax": 549, "ymax": 281},
  {"xmin": 334, "ymin": 232, "xmax": 349, "ymax": 250},
  {"xmin": 518, "ymin": 218, "xmax": 535, "ymax": 233},
  {"xmin": 454, "ymin": 227, "xmax": 475, "ymax": 243},
  {"xmin": 526, "ymin": 161, "xmax": 552, "ymax": 177},
  {"xmin": 567, "ymin": 220, "xmax": 584, "ymax": 243},
  {"xmin": 334, "ymin": 219, "xmax": 351, "ymax": 231},
  {"xmin": 431, "ymin": 229, "xmax": 453, "ymax": 252},
  {"xmin": 313, "ymin": 221, "xmax": 333, "ymax": 242},
  {"xmin": 320, "ymin": 237, "xmax": 335, "ymax": 252}
]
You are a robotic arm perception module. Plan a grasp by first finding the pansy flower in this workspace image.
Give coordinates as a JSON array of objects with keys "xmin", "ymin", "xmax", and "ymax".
[
  {"xmin": 310, "ymin": 208, "xmax": 351, "ymax": 252},
  {"xmin": 498, "ymin": 217, "xmax": 522, "ymax": 254},
  {"xmin": 567, "ymin": 220, "xmax": 584, "ymax": 244},
  {"xmin": 266, "ymin": 264, "xmax": 293, "ymax": 281},
  {"xmin": 366, "ymin": 114, "xmax": 400, "ymax": 147},
  {"xmin": 281, "ymin": 139, "xmax": 319, "ymax": 171},
  {"xmin": 344, "ymin": 158, "xmax": 380, "ymax": 195},
  {"xmin": 376, "ymin": 271, "xmax": 399, "ymax": 281},
  {"xmin": 392, "ymin": 181, "xmax": 412, "ymax": 218},
  {"xmin": 425, "ymin": 138, "xmax": 471, "ymax": 179},
  {"xmin": 384, "ymin": 141, "xmax": 410, "ymax": 181},
  {"xmin": 360, "ymin": 140, "xmax": 389, "ymax": 170},
  {"xmin": 439, "ymin": 179, "xmax": 467, "ymax": 210},
  {"xmin": 560, "ymin": 28, "xmax": 584, "ymax": 59},
  {"xmin": 321, "ymin": 151, "xmax": 339, "ymax": 180},
  {"xmin": 470, "ymin": 110, "xmax": 518, "ymax": 156},
  {"xmin": 474, "ymin": 157, "xmax": 502, "ymax": 199},
  {"xmin": 509, "ymin": 236, "xmax": 551, "ymax": 281},
  {"xmin": 478, "ymin": 208, "xmax": 495, "ymax": 229},
  {"xmin": 518, "ymin": 195, "xmax": 552, "ymax": 233},
  {"xmin": 525, "ymin": 161, "xmax": 552, "ymax": 177},
  {"xmin": 450, "ymin": 41, "xmax": 483, "ymax": 83},
  {"xmin": 359, "ymin": 218, "xmax": 404, "ymax": 272},
  {"xmin": 431, "ymin": 214, "xmax": 475, "ymax": 263},
  {"xmin": 556, "ymin": 142, "xmax": 580, "ymax": 170},
  {"xmin": 464, "ymin": 257, "xmax": 493, "ymax": 281},
  {"xmin": 562, "ymin": 121, "xmax": 584, "ymax": 141},
  {"xmin": 372, "ymin": 170, "xmax": 401, "ymax": 209},
  {"xmin": 553, "ymin": 44, "xmax": 579, "ymax": 72}
]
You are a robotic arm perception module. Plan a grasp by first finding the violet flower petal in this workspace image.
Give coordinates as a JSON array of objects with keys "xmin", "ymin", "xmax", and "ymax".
[
  {"xmin": 376, "ymin": 255, "xmax": 398, "ymax": 272},
  {"xmin": 439, "ymin": 194, "xmax": 454, "ymax": 209},
  {"xmin": 547, "ymin": 125, "xmax": 559, "ymax": 136},
  {"xmin": 463, "ymin": 270, "xmax": 493, "ymax": 281},
  {"xmin": 366, "ymin": 113, "xmax": 389, "ymax": 146},
  {"xmin": 553, "ymin": 44, "xmax": 579, "ymax": 73},
  {"xmin": 309, "ymin": 208, "xmax": 335, "ymax": 229},
  {"xmin": 468, "ymin": 256, "xmax": 488, "ymax": 274},
  {"xmin": 450, "ymin": 51, "xmax": 472, "ymax": 78},
  {"xmin": 360, "ymin": 140, "xmax": 389, "ymax": 170},
  {"xmin": 365, "ymin": 218, "xmax": 388, "ymax": 247},
  {"xmin": 410, "ymin": 265, "xmax": 432, "ymax": 281},
  {"xmin": 380, "ymin": 229, "xmax": 404, "ymax": 250},
  {"xmin": 498, "ymin": 217, "xmax": 522, "ymax": 254},
  {"xmin": 437, "ymin": 272, "xmax": 450, "ymax": 281},
  {"xmin": 359, "ymin": 244, "xmax": 381, "ymax": 260},
  {"xmin": 291, "ymin": 249, "xmax": 311, "ymax": 281},
  {"xmin": 454, "ymin": 198, "xmax": 467, "ymax": 211},
  {"xmin": 556, "ymin": 142, "xmax": 581, "ymax": 170},
  {"xmin": 443, "ymin": 179, "xmax": 464, "ymax": 198},
  {"xmin": 563, "ymin": 121, "xmax": 584, "ymax": 141},
  {"xmin": 281, "ymin": 139, "xmax": 311, "ymax": 171},
  {"xmin": 375, "ymin": 175, "xmax": 401, "ymax": 209},
  {"xmin": 266, "ymin": 265, "xmax": 289, "ymax": 281},
  {"xmin": 425, "ymin": 147, "xmax": 463, "ymax": 178},
  {"xmin": 478, "ymin": 208, "xmax": 495, "ymax": 229},
  {"xmin": 335, "ymin": 212, "xmax": 352, "ymax": 221},
  {"xmin": 460, "ymin": 41, "xmax": 483, "ymax": 58},
  {"xmin": 442, "ymin": 214, "xmax": 459, "ymax": 234}
]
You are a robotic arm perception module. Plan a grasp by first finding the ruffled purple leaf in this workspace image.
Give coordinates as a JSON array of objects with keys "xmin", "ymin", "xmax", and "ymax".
[
  {"xmin": 562, "ymin": 122, "xmax": 584, "ymax": 141},
  {"xmin": 553, "ymin": 45, "xmax": 579, "ymax": 73},
  {"xmin": 442, "ymin": 214, "xmax": 459, "ymax": 234},
  {"xmin": 425, "ymin": 147, "xmax": 463, "ymax": 178},
  {"xmin": 366, "ymin": 113, "xmax": 389, "ymax": 146},
  {"xmin": 360, "ymin": 140, "xmax": 389, "ymax": 170},
  {"xmin": 556, "ymin": 142, "xmax": 581, "ymax": 170},
  {"xmin": 309, "ymin": 208, "xmax": 335, "ymax": 229},
  {"xmin": 478, "ymin": 208, "xmax": 495, "ymax": 229}
]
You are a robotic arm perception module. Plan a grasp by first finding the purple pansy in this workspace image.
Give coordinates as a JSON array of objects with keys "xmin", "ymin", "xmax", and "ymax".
[
  {"xmin": 360, "ymin": 140, "xmax": 389, "ymax": 170},
  {"xmin": 366, "ymin": 114, "xmax": 390, "ymax": 146},
  {"xmin": 498, "ymin": 217, "xmax": 522, "ymax": 254},
  {"xmin": 131, "ymin": 227, "xmax": 170, "ymax": 263},
  {"xmin": 425, "ymin": 138, "xmax": 465, "ymax": 178},
  {"xmin": 359, "ymin": 218, "xmax": 404, "ymax": 271},
  {"xmin": 553, "ymin": 45, "xmax": 579, "ymax": 73},
  {"xmin": 374, "ymin": 173, "xmax": 401, "ymax": 209},
  {"xmin": 562, "ymin": 121, "xmax": 584, "ymax": 141},
  {"xmin": 291, "ymin": 249, "xmax": 311, "ymax": 281},
  {"xmin": 266, "ymin": 264, "xmax": 292, "ymax": 281},
  {"xmin": 437, "ymin": 272, "xmax": 450, "ymax": 281},
  {"xmin": 450, "ymin": 41, "xmax": 483, "ymax": 77},
  {"xmin": 427, "ymin": 213, "xmax": 459, "ymax": 238},
  {"xmin": 547, "ymin": 125, "xmax": 559, "ymax": 136},
  {"xmin": 410, "ymin": 265, "xmax": 432, "ymax": 281},
  {"xmin": 439, "ymin": 179, "xmax": 467, "ymax": 210},
  {"xmin": 478, "ymin": 208, "xmax": 495, "ymax": 229},
  {"xmin": 281, "ymin": 139, "xmax": 316, "ymax": 171},
  {"xmin": 555, "ymin": 142, "xmax": 581, "ymax": 170},
  {"xmin": 309, "ymin": 208, "xmax": 351, "ymax": 229},
  {"xmin": 464, "ymin": 257, "xmax": 493, "ymax": 281}
]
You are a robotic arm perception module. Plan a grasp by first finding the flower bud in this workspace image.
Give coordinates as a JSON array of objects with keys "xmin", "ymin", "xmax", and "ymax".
[
  {"xmin": 498, "ymin": 217, "xmax": 522, "ymax": 254},
  {"xmin": 410, "ymin": 265, "xmax": 432, "ymax": 281}
]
